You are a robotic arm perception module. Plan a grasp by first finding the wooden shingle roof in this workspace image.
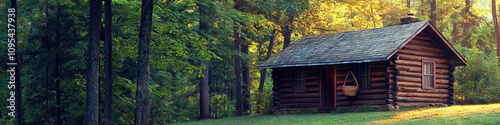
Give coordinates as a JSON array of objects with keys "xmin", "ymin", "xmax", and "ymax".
[{"xmin": 259, "ymin": 21, "xmax": 466, "ymax": 69}]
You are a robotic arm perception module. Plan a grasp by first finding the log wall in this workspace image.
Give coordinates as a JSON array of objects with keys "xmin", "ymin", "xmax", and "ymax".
[
  {"xmin": 392, "ymin": 33, "xmax": 455, "ymax": 107},
  {"xmin": 336, "ymin": 62, "xmax": 389, "ymax": 107},
  {"xmin": 272, "ymin": 67, "xmax": 321, "ymax": 110}
]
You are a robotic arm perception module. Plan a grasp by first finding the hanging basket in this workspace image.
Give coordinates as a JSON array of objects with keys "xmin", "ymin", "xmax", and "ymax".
[{"xmin": 343, "ymin": 71, "xmax": 359, "ymax": 96}]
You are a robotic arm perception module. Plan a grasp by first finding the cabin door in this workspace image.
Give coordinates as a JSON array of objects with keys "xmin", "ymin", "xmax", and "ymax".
[{"xmin": 322, "ymin": 67, "xmax": 336, "ymax": 108}]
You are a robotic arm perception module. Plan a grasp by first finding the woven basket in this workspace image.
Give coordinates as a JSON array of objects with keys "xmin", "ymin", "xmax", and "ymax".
[{"xmin": 343, "ymin": 71, "xmax": 359, "ymax": 96}]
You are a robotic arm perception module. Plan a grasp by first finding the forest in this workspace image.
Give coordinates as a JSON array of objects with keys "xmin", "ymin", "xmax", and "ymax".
[{"xmin": 0, "ymin": 0, "xmax": 499, "ymax": 124}]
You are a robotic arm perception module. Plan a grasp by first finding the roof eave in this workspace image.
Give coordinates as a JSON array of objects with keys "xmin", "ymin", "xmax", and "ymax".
[{"xmin": 257, "ymin": 58, "xmax": 387, "ymax": 69}]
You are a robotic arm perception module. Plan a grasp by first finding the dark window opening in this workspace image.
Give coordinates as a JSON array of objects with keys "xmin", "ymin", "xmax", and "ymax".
[
  {"xmin": 293, "ymin": 69, "xmax": 305, "ymax": 92},
  {"xmin": 357, "ymin": 63, "xmax": 371, "ymax": 89}
]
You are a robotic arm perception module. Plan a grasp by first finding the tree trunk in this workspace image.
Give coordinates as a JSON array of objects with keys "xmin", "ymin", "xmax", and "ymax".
[
  {"xmin": 104, "ymin": 0, "xmax": 113, "ymax": 124},
  {"xmin": 45, "ymin": 1, "xmax": 51, "ymax": 123},
  {"xmin": 10, "ymin": 0, "xmax": 23, "ymax": 124},
  {"xmin": 86, "ymin": 0, "xmax": 102, "ymax": 124},
  {"xmin": 55, "ymin": 2, "xmax": 61, "ymax": 125},
  {"xmin": 420, "ymin": 0, "xmax": 425, "ymax": 16},
  {"xmin": 451, "ymin": 22, "xmax": 458, "ymax": 44},
  {"xmin": 493, "ymin": 0, "xmax": 500, "ymax": 62},
  {"xmin": 430, "ymin": 0, "xmax": 436, "ymax": 25},
  {"xmin": 198, "ymin": 0, "xmax": 210, "ymax": 120},
  {"xmin": 233, "ymin": 0, "xmax": 245, "ymax": 117},
  {"xmin": 407, "ymin": 0, "xmax": 411, "ymax": 8},
  {"xmin": 282, "ymin": 16, "xmax": 293, "ymax": 50},
  {"xmin": 234, "ymin": 26, "xmax": 242, "ymax": 116},
  {"xmin": 136, "ymin": 0, "xmax": 153, "ymax": 124},
  {"xmin": 463, "ymin": 0, "xmax": 472, "ymax": 47},
  {"xmin": 257, "ymin": 29, "xmax": 276, "ymax": 114},
  {"xmin": 242, "ymin": 44, "xmax": 251, "ymax": 115}
]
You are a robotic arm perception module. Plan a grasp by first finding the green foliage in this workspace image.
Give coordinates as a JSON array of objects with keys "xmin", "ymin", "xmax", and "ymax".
[
  {"xmin": 1, "ymin": 0, "xmax": 499, "ymax": 124},
  {"xmin": 454, "ymin": 45, "xmax": 500, "ymax": 104}
]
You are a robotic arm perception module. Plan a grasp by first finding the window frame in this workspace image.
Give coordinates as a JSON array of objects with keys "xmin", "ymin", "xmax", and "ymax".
[
  {"xmin": 421, "ymin": 60, "xmax": 436, "ymax": 90},
  {"xmin": 357, "ymin": 63, "xmax": 371, "ymax": 89},
  {"xmin": 293, "ymin": 69, "xmax": 305, "ymax": 93}
]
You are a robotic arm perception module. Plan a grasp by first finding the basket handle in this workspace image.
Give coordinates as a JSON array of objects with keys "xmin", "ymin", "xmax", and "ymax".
[{"xmin": 343, "ymin": 71, "xmax": 359, "ymax": 87}]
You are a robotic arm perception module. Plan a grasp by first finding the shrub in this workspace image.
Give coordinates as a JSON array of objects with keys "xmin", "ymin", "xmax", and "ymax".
[{"xmin": 454, "ymin": 45, "xmax": 500, "ymax": 104}]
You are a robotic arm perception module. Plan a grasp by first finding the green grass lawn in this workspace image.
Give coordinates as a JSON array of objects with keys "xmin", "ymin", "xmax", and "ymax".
[{"xmin": 178, "ymin": 104, "xmax": 500, "ymax": 125}]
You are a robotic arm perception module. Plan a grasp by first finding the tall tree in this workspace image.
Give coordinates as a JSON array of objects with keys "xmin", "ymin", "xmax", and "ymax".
[
  {"xmin": 86, "ymin": 0, "xmax": 102, "ymax": 124},
  {"xmin": 282, "ymin": 15, "xmax": 294, "ymax": 50},
  {"xmin": 104, "ymin": 0, "xmax": 113, "ymax": 124},
  {"xmin": 233, "ymin": 25, "xmax": 242, "ymax": 116},
  {"xmin": 136, "ymin": 0, "xmax": 153, "ymax": 124},
  {"xmin": 430, "ymin": 0, "xmax": 436, "ymax": 25},
  {"xmin": 241, "ymin": 43, "xmax": 251, "ymax": 115},
  {"xmin": 55, "ymin": 1, "xmax": 61, "ymax": 124},
  {"xmin": 462, "ymin": 0, "xmax": 472, "ymax": 46},
  {"xmin": 198, "ymin": 0, "xmax": 210, "ymax": 120},
  {"xmin": 495, "ymin": 0, "xmax": 500, "ymax": 62},
  {"xmin": 257, "ymin": 29, "xmax": 276, "ymax": 114},
  {"xmin": 233, "ymin": 0, "xmax": 245, "ymax": 116}
]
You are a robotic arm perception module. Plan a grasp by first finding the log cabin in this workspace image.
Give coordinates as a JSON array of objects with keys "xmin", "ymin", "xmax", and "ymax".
[{"xmin": 258, "ymin": 16, "xmax": 467, "ymax": 113}]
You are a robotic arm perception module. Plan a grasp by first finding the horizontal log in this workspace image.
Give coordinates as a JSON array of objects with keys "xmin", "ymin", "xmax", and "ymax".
[
  {"xmin": 398, "ymin": 76, "xmax": 422, "ymax": 83},
  {"xmin": 436, "ymin": 63, "xmax": 449, "ymax": 69},
  {"xmin": 436, "ymin": 79, "xmax": 449, "ymax": 85},
  {"xmin": 371, "ymin": 83, "xmax": 386, "ymax": 88},
  {"xmin": 337, "ymin": 73, "xmax": 347, "ymax": 78},
  {"xmin": 337, "ymin": 94, "xmax": 387, "ymax": 101},
  {"xmin": 436, "ymin": 74, "xmax": 449, "ymax": 79},
  {"xmin": 280, "ymin": 93, "xmax": 319, "ymax": 99},
  {"xmin": 397, "ymin": 49, "xmax": 446, "ymax": 58},
  {"xmin": 280, "ymin": 88, "xmax": 293, "ymax": 93},
  {"xmin": 395, "ymin": 102, "xmax": 447, "ymax": 107},
  {"xmin": 371, "ymin": 72, "xmax": 386, "ymax": 76},
  {"xmin": 371, "ymin": 77, "xmax": 386, "ymax": 82},
  {"xmin": 305, "ymin": 87, "xmax": 319, "ymax": 92},
  {"xmin": 305, "ymin": 76, "xmax": 319, "ymax": 80},
  {"xmin": 306, "ymin": 81, "xmax": 318, "ymax": 86},
  {"xmin": 389, "ymin": 79, "xmax": 395, "ymax": 85},
  {"xmin": 397, "ymin": 86, "xmax": 448, "ymax": 94},
  {"xmin": 280, "ymin": 82, "xmax": 293, "ymax": 88},
  {"xmin": 395, "ymin": 60, "xmax": 421, "ymax": 67},
  {"xmin": 407, "ymin": 39, "xmax": 436, "ymax": 48},
  {"xmin": 395, "ymin": 65, "xmax": 421, "ymax": 72},
  {"xmin": 337, "ymin": 100, "xmax": 387, "ymax": 106},
  {"xmin": 399, "ymin": 71, "xmax": 421, "ymax": 77},
  {"xmin": 336, "ymin": 79, "xmax": 354, "ymax": 85},
  {"xmin": 281, "ymin": 98, "xmax": 319, "ymax": 103},
  {"xmin": 436, "ymin": 84, "xmax": 449, "ymax": 89},
  {"xmin": 436, "ymin": 69, "xmax": 450, "ymax": 74},
  {"xmin": 387, "ymin": 69, "xmax": 400, "ymax": 75},
  {"xmin": 397, "ymin": 53, "xmax": 448, "ymax": 63},
  {"xmin": 280, "ymin": 77, "xmax": 293, "ymax": 81},
  {"xmin": 402, "ymin": 44, "xmax": 443, "ymax": 53},
  {"xmin": 358, "ymin": 89, "xmax": 387, "ymax": 95},
  {"xmin": 397, "ymin": 82, "xmax": 422, "ymax": 87},
  {"xmin": 387, "ymin": 99, "xmax": 394, "ymax": 104},
  {"xmin": 396, "ymin": 92, "xmax": 449, "ymax": 98},
  {"xmin": 281, "ymin": 103, "xmax": 318, "ymax": 108}
]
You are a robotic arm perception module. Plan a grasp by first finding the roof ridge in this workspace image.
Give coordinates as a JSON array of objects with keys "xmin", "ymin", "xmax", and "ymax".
[{"xmin": 301, "ymin": 20, "xmax": 430, "ymax": 37}]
